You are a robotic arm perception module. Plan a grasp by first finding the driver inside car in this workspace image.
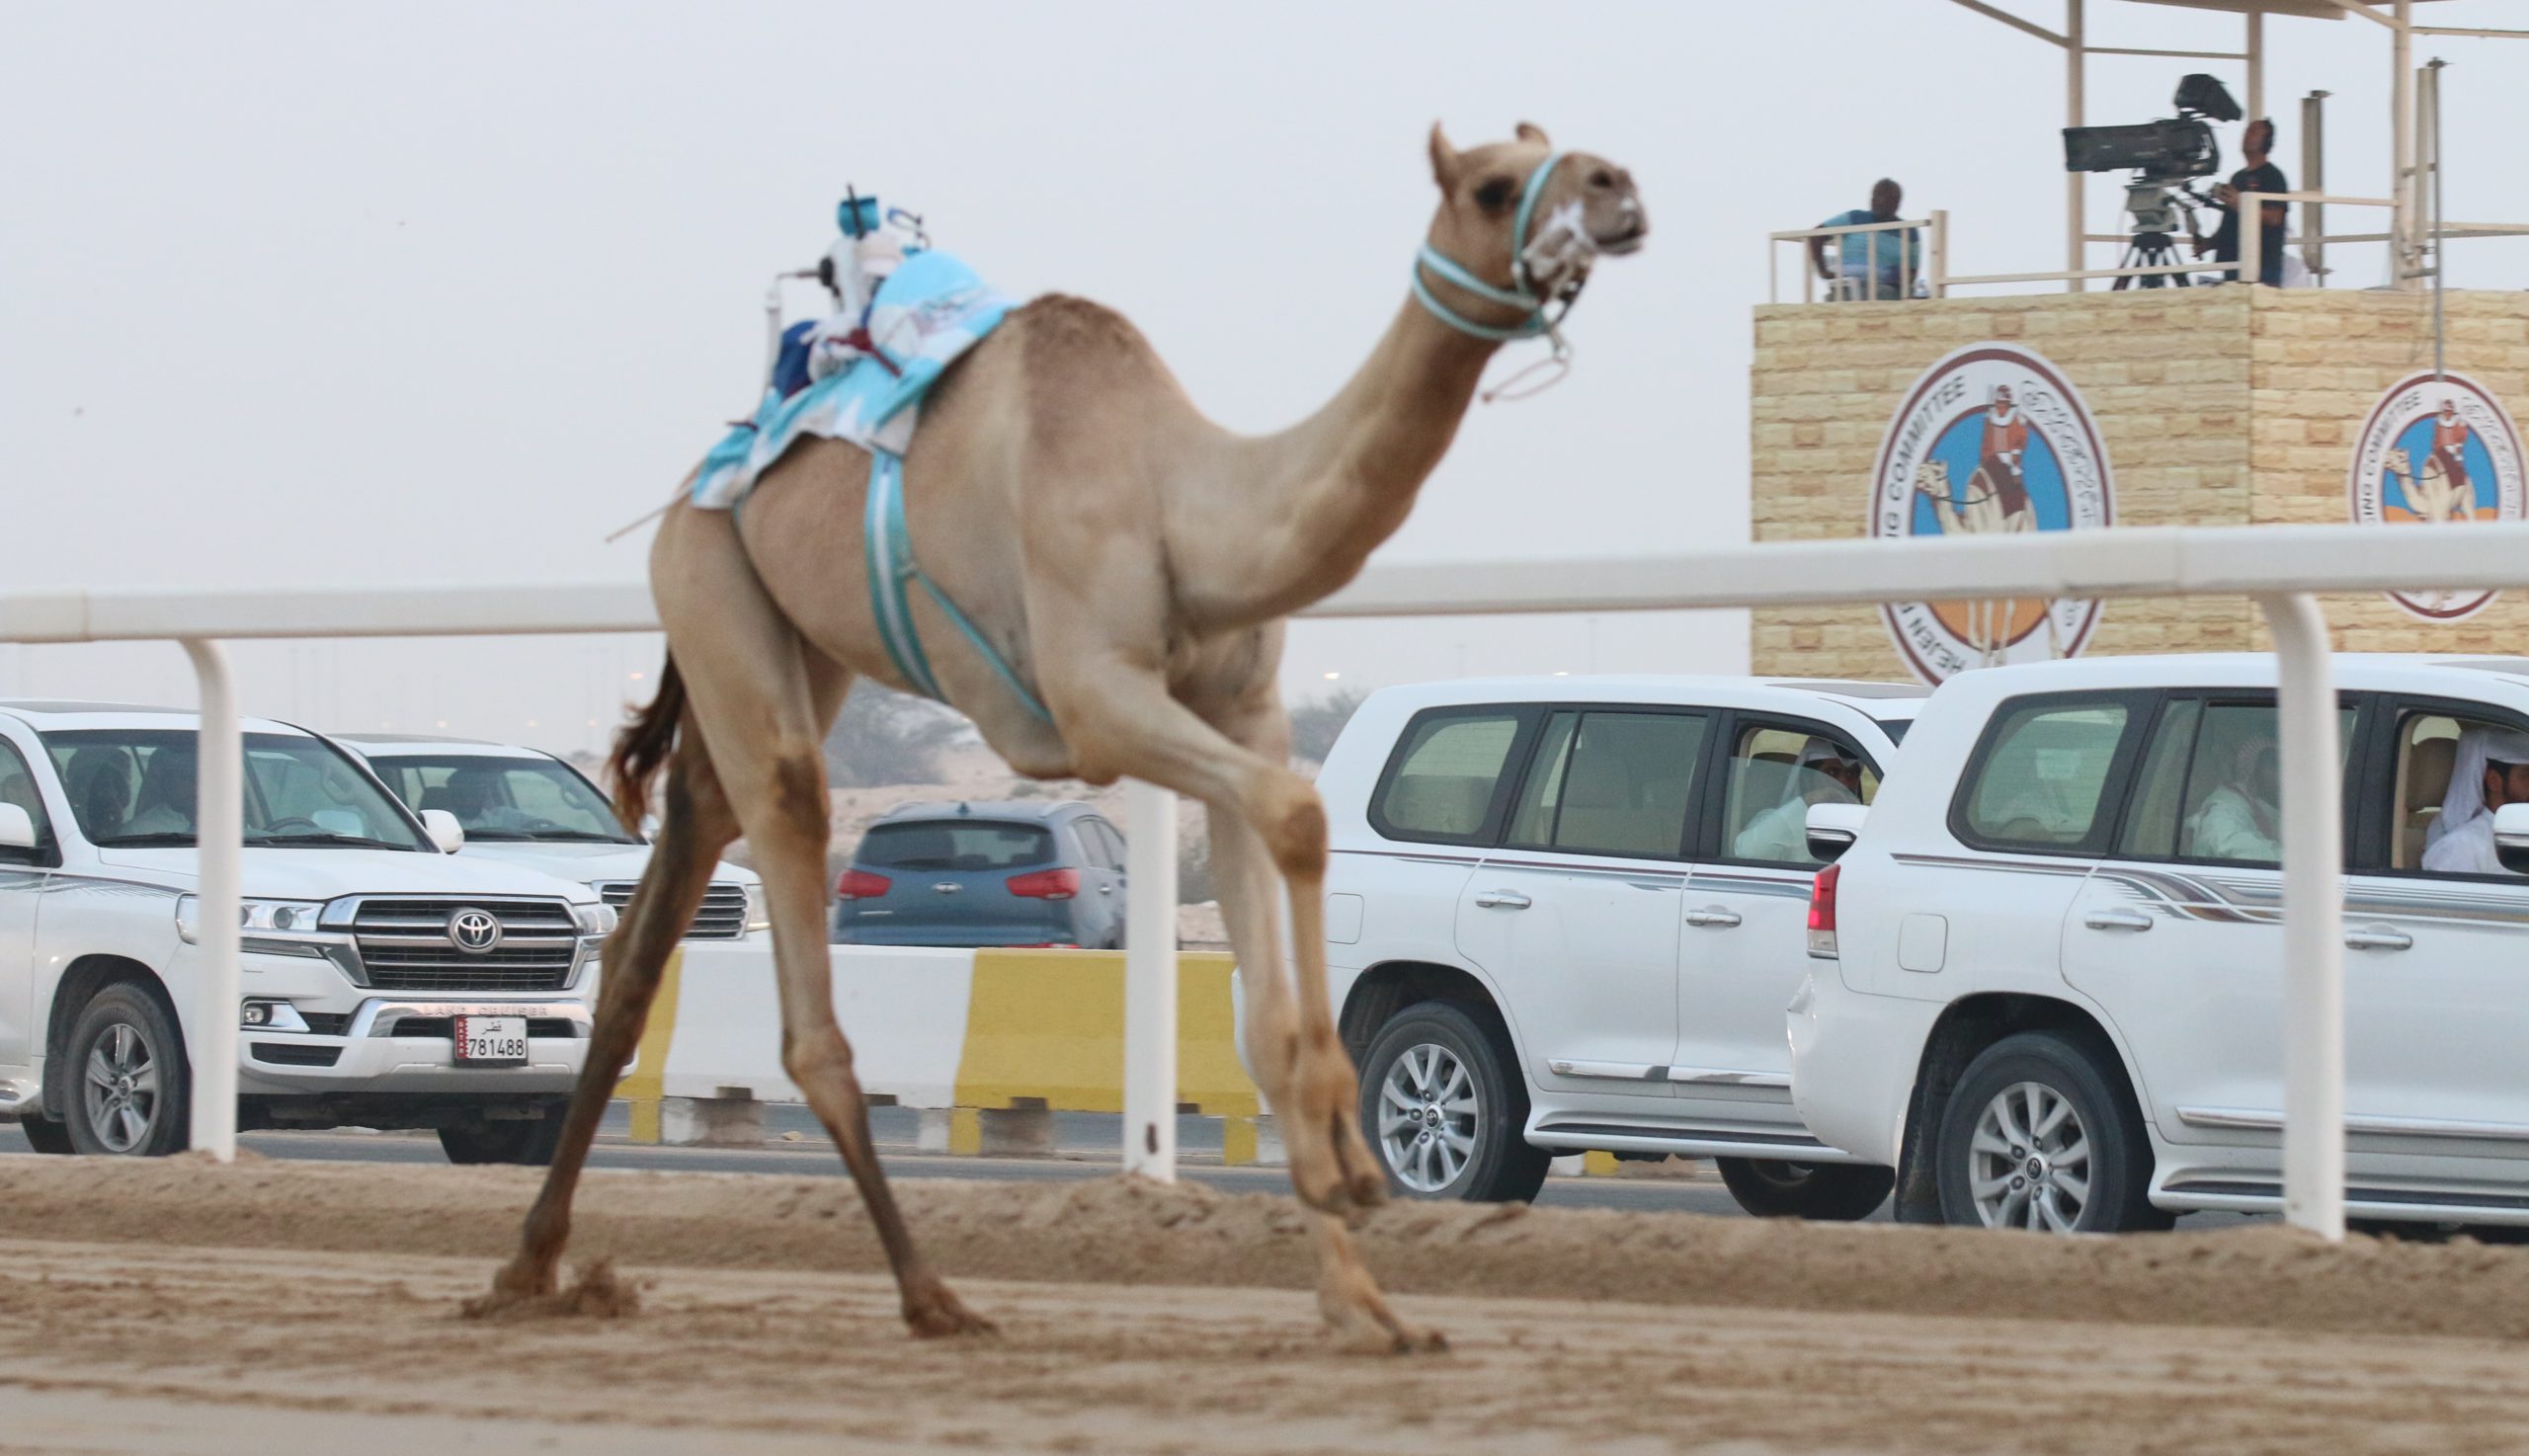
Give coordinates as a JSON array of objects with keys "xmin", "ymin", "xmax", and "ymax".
[{"xmin": 2423, "ymin": 725, "xmax": 2529, "ymax": 875}]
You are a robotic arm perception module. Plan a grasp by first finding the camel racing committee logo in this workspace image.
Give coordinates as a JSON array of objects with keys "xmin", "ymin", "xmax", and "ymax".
[
  {"xmin": 1868, "ymin": 344, "xmax": 2116, "ymax": 683},
  {"xmin": 2348, "ymin": 371, "xmax": 2526, "ymax": 621}
]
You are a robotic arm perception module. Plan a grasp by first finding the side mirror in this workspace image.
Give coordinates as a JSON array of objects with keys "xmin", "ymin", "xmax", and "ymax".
[
  {"xmin": 0, "ymin": 803, "xmax": 35, "ymax": 856},
  {"xmin": 2495, "ymin": 802, "xmax": 2529, "ymax": 875},
  {"xmin": 420, "ymin": 809, "xmax": 466, "ymax": 854},
  {"xmin": 1806, "ymin": 802, "xmax": 1869, "ymax": 864}
]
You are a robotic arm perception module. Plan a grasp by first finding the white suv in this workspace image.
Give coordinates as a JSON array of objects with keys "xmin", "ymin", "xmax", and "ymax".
[
  {"xmin": 1312, "ymin": 676, "xmax": 1918, "ymax": 1215},
  {"xmin": 0, "ymin": 701, "xmax": 614, "ymax": 1161},
  {"xmin": 1793, "ymin": 654, "xmax": 2529, "ymax": 1235},
  {"xmin": 342, "ymin": 734, "xmax": 767, "ymax": 942}
]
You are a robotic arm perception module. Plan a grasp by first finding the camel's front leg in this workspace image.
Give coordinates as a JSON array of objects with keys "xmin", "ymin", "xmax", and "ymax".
[
  {"xmin": 470, "ymin": 741, "xmax": 734, "ymax": 1315},
  {"xmin": 1209, "ymin": 800, "xmax": 1438, "ymax": 1352}
]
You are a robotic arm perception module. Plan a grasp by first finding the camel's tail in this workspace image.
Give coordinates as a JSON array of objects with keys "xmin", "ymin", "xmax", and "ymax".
[{"xmin": 607, "ymin": 654, "xmax": 685, "ymax": 833}]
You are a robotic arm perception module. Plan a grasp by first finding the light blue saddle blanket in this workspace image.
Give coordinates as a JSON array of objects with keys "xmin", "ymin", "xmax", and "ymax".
[
  {"xmin": 690, "ymin": 250, "xmax": 1012, "ymax": 511},
  {"xmin": 688, "ymin": 251, "xmax": 1048, "ymax": 721}
]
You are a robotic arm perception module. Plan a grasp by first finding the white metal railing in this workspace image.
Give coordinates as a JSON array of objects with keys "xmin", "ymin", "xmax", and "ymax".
[
  {"xmin": 1767, "ymin": 215, "xmax": 1941, "ymax": 305},
  {"xmin": 16, "ymin": 519, "xmax": 2529, "ymax": 1235},
  {"xmin": 1771, "ymin": 195, "xmax": 2526, "ymax": 299}
]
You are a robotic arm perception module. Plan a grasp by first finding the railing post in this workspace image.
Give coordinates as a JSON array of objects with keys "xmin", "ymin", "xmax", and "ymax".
[
  {"xmin": 1930, "ymin": 209, "xmax": 1950, "ymax": 298},
  {"xmin": 1122, "ymin": 778, "xmax": 1179, "ymax": 1180},
  {"xmin": 2259, "ymin": 594, "xmax": 2344, "ymax": 1240},
  {"xmin": 2242, "ymin": 193, "xmax": 2263, "ymax": 287},
  {"xmin": 182, "ymin": 639, "xmax": 240, "ymax": 1162}
]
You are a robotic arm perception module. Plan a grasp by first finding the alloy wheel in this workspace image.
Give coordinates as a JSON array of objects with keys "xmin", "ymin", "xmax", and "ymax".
[
  {"xmin": 1968, "ymin": 1080, "xmax": 2091, "ymax": 1232},
  {"xmin": 83, "ymin": 1020, "xmax": 162, "ymax": 1155},
  {"xmin": 1378, "ymin": 1042, "xmax": 1480, "ymax": 1193}
]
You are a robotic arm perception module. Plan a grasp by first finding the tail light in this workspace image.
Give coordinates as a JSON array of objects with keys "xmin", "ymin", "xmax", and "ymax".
[
  {"xmin": 836, "ymin": 869, "xmax": 892, "ymax": 900},
  {"xmin": 1005, "ymin": 867, "xmax": 1079, "ymax": 900},
  {"xmin": 1806, "ymin": 862, "xmax": 1840, "ymax": 958}
]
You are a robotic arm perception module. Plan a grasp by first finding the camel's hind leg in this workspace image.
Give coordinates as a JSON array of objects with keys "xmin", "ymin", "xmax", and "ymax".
[
  {"xmin": 661, "ymin": 563, "xmax": 989, "ymax": 1337},
  {"xmin": 473, "ymin": 729, "xmax": 737, "ymax": 1313}
]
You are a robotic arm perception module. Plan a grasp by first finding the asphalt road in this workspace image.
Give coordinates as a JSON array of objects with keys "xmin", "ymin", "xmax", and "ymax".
[
  {"xmin": 0, "ymin": 1105, "xmax": 2273, "ymax": 1228},
  {"xmin": 0, "ymin": 1104, "xmax": 1773, "ymax": 1217}
]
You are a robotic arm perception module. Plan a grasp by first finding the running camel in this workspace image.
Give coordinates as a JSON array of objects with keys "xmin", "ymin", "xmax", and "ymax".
[{"xmin": 469, "ymin": 123, "xmax": 1649, "ymax": 1350}]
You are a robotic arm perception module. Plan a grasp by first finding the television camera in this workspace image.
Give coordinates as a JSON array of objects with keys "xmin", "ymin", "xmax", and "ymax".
[{"xmin": 2062, "ymin": 73, "xmax": 2244, "ymax": 288}]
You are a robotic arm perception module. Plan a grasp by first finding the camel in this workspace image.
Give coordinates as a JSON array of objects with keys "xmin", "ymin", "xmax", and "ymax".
[
  {"xmin": 1913, "ymin": 458, "xmax": 2059, "ymax": 665},
  {"xmin": 470, "ymin": 122, "xmax": 1646, "ymax": 1350},
  {"xmin": 2385, "ymin": 446, "xmax": 2472, "ymax": 526}
]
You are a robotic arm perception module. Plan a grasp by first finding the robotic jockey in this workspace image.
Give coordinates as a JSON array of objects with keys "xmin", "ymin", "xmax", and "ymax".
[{"xmin": 802, "ymin": 190, "xmax": 927, "ymax": 381}]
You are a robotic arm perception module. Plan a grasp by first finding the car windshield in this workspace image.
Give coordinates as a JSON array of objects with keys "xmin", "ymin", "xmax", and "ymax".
[
  {"xmin": 43, "ymin": 728, "xmax": 431, "ymax": 850},
  {"xmin": 366, "ymin": 755, "xmax": 637, "ymax": 844},
  {"xmin": 857, "ymin": 821, "xmax": 1053, "ymax": 871}
]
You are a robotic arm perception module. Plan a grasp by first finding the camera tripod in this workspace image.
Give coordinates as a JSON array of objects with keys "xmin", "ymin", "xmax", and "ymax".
[{"xmin": 2114, "ymin": 231, "xmax": 2194, "ymax": 289}]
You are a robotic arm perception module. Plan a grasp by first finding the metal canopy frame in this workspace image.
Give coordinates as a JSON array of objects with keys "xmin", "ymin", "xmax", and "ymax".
[{"xmin": 1945, "ymin": 0, "xmax": 2527, "ymax": 290}]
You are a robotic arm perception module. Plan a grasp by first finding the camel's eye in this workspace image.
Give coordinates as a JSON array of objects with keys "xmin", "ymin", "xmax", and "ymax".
[{"xmin": 1473, "ymin": 176, "xmax": 1515, "ymax": 212}]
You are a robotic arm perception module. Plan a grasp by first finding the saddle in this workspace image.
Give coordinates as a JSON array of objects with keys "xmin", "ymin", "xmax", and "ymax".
[{"xmin": 688, "ymin": 253, "xmax": 1047, "ymax": 721}]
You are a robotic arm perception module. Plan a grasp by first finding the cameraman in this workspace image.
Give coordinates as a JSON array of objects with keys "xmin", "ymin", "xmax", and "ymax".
[{"xmin": 2197, "ymin": 119, "xmax": 2288, "ymax": 285}]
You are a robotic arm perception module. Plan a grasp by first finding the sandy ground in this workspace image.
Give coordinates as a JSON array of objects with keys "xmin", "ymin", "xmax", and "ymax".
[{"xmin": 9, "ymin": 1159, "xmax": 2529, "ymax": 1454}]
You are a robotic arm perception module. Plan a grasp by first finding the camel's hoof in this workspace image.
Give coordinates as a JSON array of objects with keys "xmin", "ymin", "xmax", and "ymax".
[
  {"xmin": 904, "ymin": 1292, "xmax": 998, "ymax": 1340},
  {"xmin": 462, "ymin": 1260, "xmax": 635, "ymax": 1322}
]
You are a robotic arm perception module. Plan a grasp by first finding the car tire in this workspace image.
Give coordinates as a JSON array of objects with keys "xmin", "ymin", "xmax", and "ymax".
[
  {"xmin": 1714, "ymin": 1157, "xmax": 1895, "ymax": 1221},
  {"xmin": 19, "ymin": 1115, "xmax": 75, "ymax": 1155},
  {"xmin": 62, "ymin": 983, "xmax": 191, "ymax": 1157},
  {"xmin": 439, "ymin": 1104, "xmax": 567, "ymax": 1166},
  {"xmin": 1934, "ymin": 1029, "xmax": 2166, "ymax": 1234},
  {"xmin": 1356, "ymin": 1000, "xmax": 1550, "ymax": 1204}
]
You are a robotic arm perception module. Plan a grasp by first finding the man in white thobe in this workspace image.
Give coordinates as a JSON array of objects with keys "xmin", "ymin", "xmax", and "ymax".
[
  {"xmin": 1734, "ymin": 739, "xmax": 1862, "ymax": 863},
  {"xmin": 2422, "ymin": 726, "xmax": 2529, "ymax": 875}
]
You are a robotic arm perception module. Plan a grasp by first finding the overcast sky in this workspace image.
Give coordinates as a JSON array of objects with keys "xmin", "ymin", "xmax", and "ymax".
[{"xmin": 6, "ymin": 1, "xmax": 2524, "ymax": 758}]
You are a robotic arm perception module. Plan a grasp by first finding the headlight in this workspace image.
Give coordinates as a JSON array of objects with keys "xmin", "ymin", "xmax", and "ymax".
[
  {"xmin": 742, "ymin": 883, "xmax": 771, "ymax": 933},
  {"xmin": 571, "ymin": 900, "xmax": 618, "ymax": 937},
  {"xmin": 176, "ymin": 896, "xmax": 331, "ymax": 944}
]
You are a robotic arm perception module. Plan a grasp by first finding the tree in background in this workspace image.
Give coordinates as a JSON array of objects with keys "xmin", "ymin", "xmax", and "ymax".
[
  {"xmin": 823, "ymin": 682, "xmax": 968, "ymax": 787},
  {"xmin": 1286, "ymin": 687, "xmax": 1366, "ymax": 767}
]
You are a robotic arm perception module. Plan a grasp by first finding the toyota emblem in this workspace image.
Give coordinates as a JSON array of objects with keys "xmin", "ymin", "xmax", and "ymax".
[{"xmin": 447, "ymin": 908, "xmax": 503, "ymax": 954}]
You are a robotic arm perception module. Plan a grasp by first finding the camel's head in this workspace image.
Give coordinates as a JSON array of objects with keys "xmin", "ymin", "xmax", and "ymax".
[{"xmin": 1425, "ymin": 121, "xmax": 1647, "ymax": 310}]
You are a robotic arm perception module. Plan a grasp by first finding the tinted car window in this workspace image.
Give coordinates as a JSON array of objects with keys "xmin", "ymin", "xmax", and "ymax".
[
  {"xmin": 1373, "ymin": 709, "xmax": 1525, "ymax": 843},
  {"xmin": 1505, "ymin": 711, "xmax": 1580, "ymax": 847},
  {"xmin": 1722, "ymin": 723, "xmax": 1874, "ymax": 868},
  {"xmin": 858, "ymin": 821, "xmax": 1054, "ymax": 871},
  {"xmin": 370, "ymin": 756, "xmax": 636, "ymax": 843},
  {"xmin": 1530, "ymin": 711, "xmax": 1705, "ymax": 858},
  {"xmin": 2117, "ymin": 699, "xmax": 2203, "ymax": 859},
  {"xmin": 43, "ymin": 728, "xmax": 428, "ymax": 850},
  {"xmin": 1960, "ymin": 700, "xmax": 2131, "ymax": 850}
]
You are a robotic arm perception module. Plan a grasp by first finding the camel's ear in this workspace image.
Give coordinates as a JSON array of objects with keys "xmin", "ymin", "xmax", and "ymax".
[
  {"xmin": 1428, "ymin": 121, "xmax": 1462, "ymax": 192},
  {"xmin": 1514, "ymin": 121, "xmax": 1551, "ymax": 147}
]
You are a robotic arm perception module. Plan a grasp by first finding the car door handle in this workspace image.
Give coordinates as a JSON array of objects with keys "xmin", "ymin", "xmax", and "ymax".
[
  {"xmin": 1472, "ymin": 889, "xmax": 1532, "ymax": 911},
  {"xmin": 1684, "ymin": 907, "xmax": 1743, "ymax": 929},
  {"xmin": 1099, "ymin": 883, "xmax": 1115, "ymax": 894},
  {"xmin": 2083, "ymin": 909, "xmax": 2154, "ymax": 932},
  {"xmin": 2345, "ymin": 926, "xmax": 2414, "ymax": 951}
]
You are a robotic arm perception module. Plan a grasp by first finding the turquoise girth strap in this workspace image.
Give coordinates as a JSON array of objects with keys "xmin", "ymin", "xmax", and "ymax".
[
  {"xmin": 861, "ymin": 452, "xmax": 1053, "ymax": 722},
  {"xmin": 1411, "ymin": 150, "xmax": 1566, "ymax": 341}
]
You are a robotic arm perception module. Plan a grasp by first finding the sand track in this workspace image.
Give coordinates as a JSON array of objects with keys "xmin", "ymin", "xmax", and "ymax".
[{"xmin": 6, "ymin": 1158, "xmax": 2529, "ymax": 1453}]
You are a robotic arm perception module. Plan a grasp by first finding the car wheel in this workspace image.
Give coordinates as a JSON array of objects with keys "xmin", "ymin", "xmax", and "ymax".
[
  {"xmin": 1714, "ymin": 1157, "xmax": 1895, "ymax": 1221},
  {"xmin": 439, "ymin": 1104, "xmax": 566, "ymax": 1166},
  {"xmin": 63, "ymin": 984, "xmax": 191, "ymax": 1157},
  {"xmin": 1357, "ymin": 1001, "xmax": 1549, "ymax": 1203},
  {"xmin": 19, "ymin": 1115, "xmax": 75, "ymax": 1155},
  {"xmin": 1935, "ymin": 1029, "xmax": 2165, "ymax": 1234}
]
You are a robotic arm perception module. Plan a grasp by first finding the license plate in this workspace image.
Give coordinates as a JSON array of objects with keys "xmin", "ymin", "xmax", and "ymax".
[{"xmin": 454, "ymin": 1014, "xmax": 529, "ymax": 1065}]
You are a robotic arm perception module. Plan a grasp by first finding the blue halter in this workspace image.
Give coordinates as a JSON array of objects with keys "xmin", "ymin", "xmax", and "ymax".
[{"xmin": 1411, "ymin": 151, "xmax": 1566, "ymax": 342}]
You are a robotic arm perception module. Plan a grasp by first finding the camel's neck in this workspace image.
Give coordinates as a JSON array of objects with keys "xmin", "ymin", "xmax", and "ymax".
[{"xmin": 1174, "ymin": 296, "xmax": 1500, "ymax": 628}]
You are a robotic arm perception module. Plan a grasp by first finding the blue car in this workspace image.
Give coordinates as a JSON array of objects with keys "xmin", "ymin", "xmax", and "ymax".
[{"xmin": 832, "ymin": 800, "xmax": 1128, "ymax": 948}]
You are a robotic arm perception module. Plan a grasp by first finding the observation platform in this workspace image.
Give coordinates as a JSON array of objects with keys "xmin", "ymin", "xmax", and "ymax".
[{"xmin": 1749, "ymin": 285, "xmax": 2529, "ymax": 682}]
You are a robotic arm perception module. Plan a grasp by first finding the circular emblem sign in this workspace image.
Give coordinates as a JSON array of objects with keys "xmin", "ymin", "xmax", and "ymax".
[
  {"xmin": 1868, "ymin": 344, "xmax": 2116, "ymax": 683},
  {"xmin": 2347, "ymin": 371, "xmax": 2526, "ymax": 621}
]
